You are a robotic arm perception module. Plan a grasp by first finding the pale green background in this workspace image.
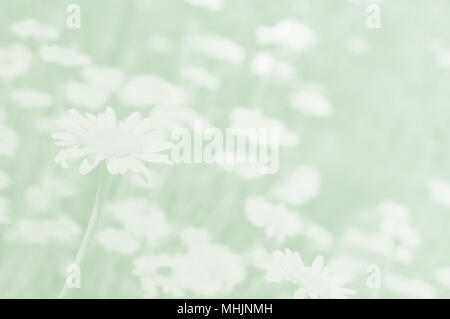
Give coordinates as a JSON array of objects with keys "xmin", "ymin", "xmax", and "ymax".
[{"xmin": 0, "ymin": 0, "xmax": 449, "ymax": 298}]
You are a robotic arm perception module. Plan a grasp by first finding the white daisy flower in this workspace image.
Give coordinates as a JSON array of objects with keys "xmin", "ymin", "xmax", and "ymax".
[
  {"xmin": 180, "ymin": 65, "xmax": 220, "ymax": 90},
  {"xmin": 270, "ymin": 166, "xmax": 320, "ymax": 206},
  {"xmin": 289, "ymin": 85, "xmax": 332, "ymax": 117},
  {"xmin": 51, "ymin": 107, "xmax": 173, "ymax": 183},
  {"xmin": 119, "ymin": 75, "xmax": 187, "ymax": 108},
  {"xmin": 426, "ymin": 177, "xmax": 450, "ymax": 208},
  {"xmin": 11, "ymin": 18, "xmax": 59, "ymax": 42},
  {"xmin": 245, "ymin": 197, "xmax": 304, "ymax": 242},
  {"xmin": 11, "ymin": 88, "xmax": 52, "ymax": 109},
  {"xmin": 256, "ymin": 18, "xmax": 318, "ymax": 53},
  {"xmin": 40, "ymin": 45, "xmax": 90, "ymax": 66},
  {"xmin": 0, "ymin": 123, "xmax": 19, "ymax": 157},
  {"xmin": 97, "ymin": 228, "xmax": 139, "ymax": 255},
  {"xmin": 268, "ymin": 249, "xmax": 355, "ymax": 299},
  {"xmin": 186, "ymin": 33, "xmax": 246, "ymax": 65},
  {"xmin": 0, "ymin": 44, "xmax": 32, "ymax": 79},
  {"xmin": 249, "ymin": 51, "xmax": 296, "ymax": 80},
  {"xmin": 185, "ymin": 0, "xmax": 224, "ymax": 11}
]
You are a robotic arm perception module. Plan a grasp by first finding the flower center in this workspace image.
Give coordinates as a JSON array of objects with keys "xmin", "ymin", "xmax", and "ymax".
[{"xmin": 83, "ymin": 128, "xmax": 142, "ymax": 157}]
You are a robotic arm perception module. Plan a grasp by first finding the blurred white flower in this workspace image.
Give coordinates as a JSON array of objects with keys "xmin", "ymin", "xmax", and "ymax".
[
  {"xmin": 342, "ymin": 228, "xmax": 418, "ymax": 264},
  {"xmin": 133, "ymin": 254, "xmax": 184, "ymax": 297},
  {"xmin": 256, "ymin": 18, "xmax": 318, "ymax": 53},
  {"xmin": 52, "ymin": 107, "xmax": 173, "ymax": 182},
  {"xmin": 11, "ymin": 88, "xmax": 52, "ymax": 109},
  {"xmin": 65, "ymin": 65, "xmax": 124, "ymax": 111},
  {"xmin": 134, "ymin": 227, "xmax": 245, "ymax": 297},
  {"xmin": 34, "ymin": 115, "xmax": 59, "ymax": 134},
  {"xmin": 97, "ymin": 228, "xmax": 139, "ymax": 255},
  {"xmin": 0, "ymin": 44, "xmax": 32, "ymax": 79},
  {"xmin": 119, "ymin": 75, "xmax": 186, "ymax": 108},
  {"xmin": 180, "ymin": 65, "xmax": 220, "ymax": 90},
  {"xmin": 25, "ymin": 176, "xmax": 76, "ymax": 213},
  {"xmin": 0, "ymin": 123, "xmax": 19, "ymax": 157},
  {"xmin": 303, "ymin": 222, "xmax": 334, "ymax": 250},
  {"xmin": 176, "ymin": 228, "xmax": 245, "ymax": 296},
  {"xmin": 348, "ymin": 0, "xmax": 383, "ymax": 4},
  {"xmin": 377, "ymin": 201, "xmax": 409, "ymax": 222},
  {"xmin": 267, "ymin": 249, "xmax": 355, "ymax": 299},
  {"xmin": 377, "ymin": 202, "xmax": 422, "ymax": 249},
  {"xmin": 185, "ymin": 0, "xmax": 224, "ymax": 11},
  {"xmin": 432, "ymin": 266, "xmax": 450, "ymax": 288},
  {"xmin": 347, "ymin": 37, "xmax": 369, "ymax": 56},
  {"xmin": 426, "ymin": 177, "xmax": 450, "ymax": 208},
  {"xmin": 0, "ymin": 198, "xmax": 10, "ymax": 224},
  {"xmin": 430, "ymin": 40, "xmax": 450, "ymax": 69},
  {"xmin": 384, "ymin": 273, "xmax": 435, "ymax": 298},
  {"xmin": 270, "ymin": 166, "xmax": 320, "ymax": 206},
  {"xmin": 290, "ymin": 85, "xmax": 332, "ymax": 117},
  {"xmin": 11, "ymin": 18, "xmax": 59, "ymax": 41},
  {"xmin": 148, "ymin": 35, "xmax": 172, "ymax": 52},
  {"xmin": 248, "ymin": 246, "xmax": 274, "ymax": 272},
  {"xmin": 177, "ymin": 243, "xmax": 245, "ymax": 296},
  {"xmin": 107, "ymin": 198, "xmax": 171, "ymax": 245},
  {"xmin": 40, "ymin": 45, "xmax": 90, "ymax": 66},
  {"xmin": 7, "ymin": 217, "xmax": 80, "ymax": 244},
  {"xmin": 180, "ymin": 227, "xmax": 212, "ymax": 247},
  {"xmin": 342, "ymin": 202, "xmax": 421, "ymax": 264},
  {"xmin": 230, "ymin": 107, "xmax": 299, "ymax": 147},
  {"xmin": 82, "ymin": 64, "xmax": 125, "ymax": 92},
  {"xmin": 186, "ymin": 33, "xmax": 245, "ymax": 65},
  {"xmin": 250, "ymin": 51, "xmax": 296, "ymax": 80},
  {"xmin": 0, "ymin": 170, "xmax": 8, "ymax": 190},
  {"xmin": 245, "ymin": 197, "xmax": 304, "ymax": 242},
  {"xmin": 65, "ymin": 82, "xmax": 110, "ymax": 110}
]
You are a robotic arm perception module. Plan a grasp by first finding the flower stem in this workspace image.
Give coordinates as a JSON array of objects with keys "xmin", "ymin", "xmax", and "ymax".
[{"xmin": 58, "ymin": 173, "xmax": 112, "ymax": 299}]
